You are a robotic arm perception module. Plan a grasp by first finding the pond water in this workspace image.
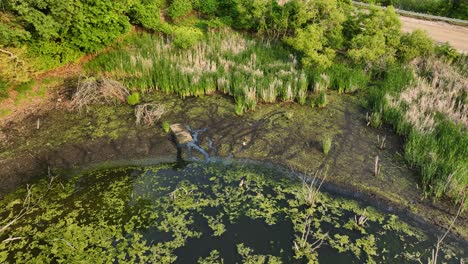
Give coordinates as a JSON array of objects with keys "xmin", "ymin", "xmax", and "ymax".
[{"xmin": 0, "ymin": 162, "xmax": 465, "ymax": 263}]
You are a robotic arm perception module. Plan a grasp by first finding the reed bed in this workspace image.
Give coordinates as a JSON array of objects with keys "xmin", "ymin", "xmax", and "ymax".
[
  {"xmin": 373, "ymin": 60, "xmax": 467, "ymax": 203},
  {"xmin": 87, "ymin": 29, "xmax": 310, "ymax": 114}
]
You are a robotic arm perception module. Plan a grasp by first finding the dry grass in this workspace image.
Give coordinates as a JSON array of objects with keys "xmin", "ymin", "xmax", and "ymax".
[
  {"xmin": 70, "ymin": 76, "xmax": 129, "ymax": 111},
  {"xmin": 134, "ymin": 103, "xmax": 166, "ymax": 126},
  {"xmin": 388, "ymin": 58, "xmax": 468, "ymax": 132}
]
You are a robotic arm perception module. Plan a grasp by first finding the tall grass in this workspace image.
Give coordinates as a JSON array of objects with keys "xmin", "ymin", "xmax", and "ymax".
[
  {"xmin": 368, "ymin": 60, "xmax": 467, "ymax": 204},
  {"xmin": 86, "ymin": 29, "xmax": 310, "ymax": 114}
]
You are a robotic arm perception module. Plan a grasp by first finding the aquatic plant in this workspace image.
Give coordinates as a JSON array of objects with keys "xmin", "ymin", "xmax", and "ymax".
[
  {"xmin": 162, "ymin": 121, "xmax": 171, "ymax": 133},
  {"xmin": 368, "ymin": 60, "xmax": 468, "ymax": 203},
  {"xmin": 0, "ymin": 163, "xmax": 463, "ymax": 263},
  {"xmin": 322, "ymin": 135, "xmax": 332, "ymax": 155},
  {"xmin": 126, "ymin": 92, "xmax": 140, "ymax": 106},
  {"xmin": 86, "ymin": 29, "xmax": 309, "ymax": 114}
]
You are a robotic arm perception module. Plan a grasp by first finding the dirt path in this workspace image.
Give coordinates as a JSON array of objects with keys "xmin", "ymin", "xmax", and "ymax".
[{"xmin": 400, "ymin": 16, "xmax": 468, "ymax": 53}]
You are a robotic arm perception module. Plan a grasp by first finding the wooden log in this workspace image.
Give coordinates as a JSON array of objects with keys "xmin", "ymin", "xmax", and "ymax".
[{"xmin": 170, "ymin": 124, "xmax": 193, "ymax": 144}]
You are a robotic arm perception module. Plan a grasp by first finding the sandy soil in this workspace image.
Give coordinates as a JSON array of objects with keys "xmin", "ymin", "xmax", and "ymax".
[{"xmin": 400, "ymin": 16, "xmax": 468, "ymax": 53}]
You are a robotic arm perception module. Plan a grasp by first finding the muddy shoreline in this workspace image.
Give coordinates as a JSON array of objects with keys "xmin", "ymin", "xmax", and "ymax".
[{"xmin": 1, "ymin": 93, "xmax": 467, "ymax": 241}]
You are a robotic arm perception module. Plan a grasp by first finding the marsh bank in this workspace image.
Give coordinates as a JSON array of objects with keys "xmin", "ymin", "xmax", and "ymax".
[{"xmin": 1, "ymin": 92, "xmax": 466, "ymax": 242}]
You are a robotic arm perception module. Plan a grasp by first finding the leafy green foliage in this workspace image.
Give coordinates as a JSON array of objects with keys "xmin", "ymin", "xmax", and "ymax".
[
  {"xmin": 127, "ymin": 92, "xmax": 141, "ymax": 106},
  {"xmin": 129, "ymin": 0, "xmax": 166, "ymax": 31},
  {"xmin": 168, "ymin": 0, "xmax": 193, "ymax": 20},
  {"xmin": 348, "ymin": 6, "xmax": 402, "ymax": 68},
  {"xmin": 398, "ymin": 30, "xmax": 434, "ymax": 62},
  {"xmin": 435, "ymin": 42, "xmax": 460, "ymax": 63},
  {"xmin": 0, "ymin": 14, "xmax": 30, "ymax": 47},
  {"xmin": 172, "ymin": 26, "xmax": 203, "ymax": 49},
  {"xmin": 0, "ymin": 163, "xmax": 461, "ymax": 263},
  {"xmin": 285, "ymin": 25, "xmax": 335, "ymax": 69}
]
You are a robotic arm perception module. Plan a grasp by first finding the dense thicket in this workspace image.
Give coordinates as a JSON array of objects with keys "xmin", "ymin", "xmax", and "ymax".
[{"xmin": 363, "ymin": 0, "xmax": 468, "ymax": 20}]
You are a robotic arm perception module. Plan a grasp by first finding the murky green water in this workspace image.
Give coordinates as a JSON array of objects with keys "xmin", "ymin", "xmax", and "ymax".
[{"xmin": 0, "ymin": 162, "xmax": 465, "ymax": 263}]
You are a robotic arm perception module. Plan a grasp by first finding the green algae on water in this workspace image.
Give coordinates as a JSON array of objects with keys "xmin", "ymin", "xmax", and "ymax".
[{"xmin": 0, "ymin": 162, "xmax": 465, "ymax": 263}]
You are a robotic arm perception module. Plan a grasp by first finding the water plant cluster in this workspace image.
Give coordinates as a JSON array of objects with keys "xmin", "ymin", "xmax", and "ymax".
[
  {"xmin": 0, "ymin": 163, "xmax": 464, "ymax": 263},
  {"xmin": 87, "ymin": 29, "xmax": 311, "ymax": 114},
  {"xmin": 365, "ymin": 58, "xmax": 468, "ymax": 203}
]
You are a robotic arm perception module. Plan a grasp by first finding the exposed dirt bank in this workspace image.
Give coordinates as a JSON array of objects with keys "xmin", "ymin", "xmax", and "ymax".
[{"xmin": 0, "ymin": 93, "xmax": 467, "ymax": 241}]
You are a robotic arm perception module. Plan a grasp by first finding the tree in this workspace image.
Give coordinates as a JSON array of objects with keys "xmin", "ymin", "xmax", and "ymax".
[
  {"xmin": 348, "ymin": 6, "xmax": 401, "ymax": 68},
  {"xmin": 285, "ymin": 24, "xmax": 335, "ymax": 69}
]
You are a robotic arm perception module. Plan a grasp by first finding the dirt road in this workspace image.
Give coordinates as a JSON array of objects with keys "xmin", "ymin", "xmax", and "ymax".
[{"xmin": 400, "ymin": 16, "xmax": 468, "ymax": 53}]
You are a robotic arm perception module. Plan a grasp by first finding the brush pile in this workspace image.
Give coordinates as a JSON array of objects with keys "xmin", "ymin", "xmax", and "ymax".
[
  {"xmin": 134, "ymin": 103, "xmax": 166, "ymax": 126},
  {"xmin": 70, "ymin": 76, "xmax": 129, "ymax": 111}
]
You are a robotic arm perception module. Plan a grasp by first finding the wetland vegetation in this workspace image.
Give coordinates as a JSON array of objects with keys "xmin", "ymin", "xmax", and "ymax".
[
  {"xmin": 0, "ymin": 163, "xmax": 465, "ymax": 263},
  {"xmin": 0, "ymin": 0, "xmax": 467, "ymax": 262}
]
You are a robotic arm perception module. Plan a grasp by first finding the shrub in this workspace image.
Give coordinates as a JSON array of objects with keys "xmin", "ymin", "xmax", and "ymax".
[
  {"xmin": 172, "ymin": 26, "xmax": 204, "ymax": 49},
  {"xmin": 398, "ymin": 30, "xmax": 434, "ymax": 62},
  {"xmin": 162, "ymin": 121, "xmax": 171, "ymax": 133},
  {"xmin": 195, "ymin": 0, "xmax": 218, "ymax": 17},
  {"xmin": 127, "ymin": 92, "xmax": 141, "ymax": 106},
  {"xmin": 322, "ymin": 135, "xmax": 332, "ymax": 155},
  {"xmin": 168, "ymin": 0, "xmax": 193, "ymax": 20},
  {"xmin": 129, "ymin": 0, "xmax": 165, "ymax": 31}
]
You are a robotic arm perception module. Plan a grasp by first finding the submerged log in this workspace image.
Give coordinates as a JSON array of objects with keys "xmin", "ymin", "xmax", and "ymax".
[{"xmin": 170, "ymin": 124, "xmax": 193, "ymax": 144}]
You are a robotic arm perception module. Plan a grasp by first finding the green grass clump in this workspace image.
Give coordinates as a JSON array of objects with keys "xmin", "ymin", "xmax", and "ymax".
[
  {"xmin": 13, "ymin": 80, "xmax": 35, "ymax": 94},
  {"xmin": 322, "ymin": 135, "xmax": 332, "ymax": 155},
  {"xmin": 86, "ymin": 30, "xmax": 309, "ymax": 115},
  {"xmin": 162, "ymin": 121, "xmax": 170, "ymax": 133},
  {"xmin": 314, "ymin": 92, "xmax": 328, "ymax": 108},
  {"xmin": 127, "ymin": 92, "xmax": 141, "ymax": 106}
]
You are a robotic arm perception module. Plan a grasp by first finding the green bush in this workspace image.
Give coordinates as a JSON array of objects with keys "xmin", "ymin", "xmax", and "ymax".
[
  {"xmin": 195, "ymin": 0, "xmax": 218, "ymax": 17},
  {"xmin": 127, "ymin": 92, "xmax": 141, "ymax": 106},
  {"xmin": 398, "ymin": 30, "xmax": 434, "ymax": 62},
  {"xmin": 0, "ymin": 21, "xmax": 30, "ymax": 47},
  {"xmin": 129, "ymin": 0, "xmax": 166, "ymax": 31},
  {"xmin": 172, "ymin": 26, "xmax": 204, "ymax": 49},
  {"xmin": 168, "ymin": 0, "xmax": 193, "ymax": 20}
]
